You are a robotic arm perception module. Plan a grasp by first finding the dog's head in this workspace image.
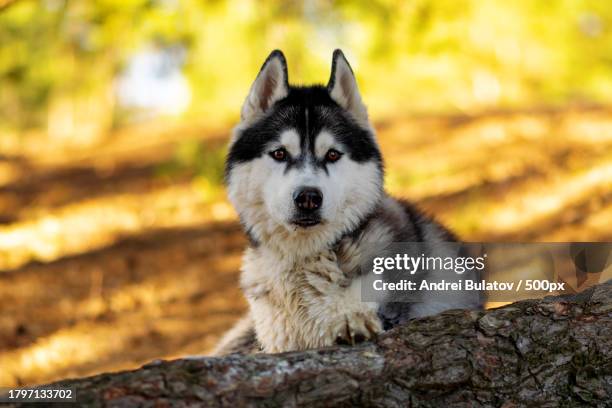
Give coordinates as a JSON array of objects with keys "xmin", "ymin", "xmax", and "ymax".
[{"xmin": 226, "ymin": 50, "xmax": 383, "ymax": 255}]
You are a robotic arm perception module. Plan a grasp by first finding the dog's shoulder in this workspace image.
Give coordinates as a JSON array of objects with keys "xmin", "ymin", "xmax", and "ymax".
[
  {"xmin": 337, "ymin": 195, "xmax": 456, "ymax": 250},
  {"xmin": 393, "ymin": 197, "xmax": 458, "ymax": 242}
]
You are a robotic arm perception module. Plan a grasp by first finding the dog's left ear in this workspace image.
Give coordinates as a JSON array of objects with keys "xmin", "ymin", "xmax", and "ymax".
[{"xmin": 327, "ymin": 49, "xmax": 368, "ymax": 124}]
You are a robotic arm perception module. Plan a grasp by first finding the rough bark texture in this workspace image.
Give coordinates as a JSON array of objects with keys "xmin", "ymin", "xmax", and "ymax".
[{"xmin": 11, "ymin": 281, "xmax": 612, "ymax": 407}]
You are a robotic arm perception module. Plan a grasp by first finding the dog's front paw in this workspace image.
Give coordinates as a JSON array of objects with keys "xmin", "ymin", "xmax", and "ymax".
[{"xmin": 332, "ymin": 310, "xmax": 382, "ymax": 346}]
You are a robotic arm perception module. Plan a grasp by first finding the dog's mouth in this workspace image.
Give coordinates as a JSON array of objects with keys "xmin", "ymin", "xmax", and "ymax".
[{"xmin": 291, "ymin": 217, "xmax": 321, "ymax": 228}]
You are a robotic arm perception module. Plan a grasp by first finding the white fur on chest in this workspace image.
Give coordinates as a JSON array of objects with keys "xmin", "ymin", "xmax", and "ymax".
[{"xmin": 240, "ymin": 246, "xmax": 378, "ymax": 352}]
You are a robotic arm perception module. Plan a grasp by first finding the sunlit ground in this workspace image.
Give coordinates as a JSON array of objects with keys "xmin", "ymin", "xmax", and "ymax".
[{"xmin": 1, "ymin": 107, "xmax": 611, "ymax": 387}]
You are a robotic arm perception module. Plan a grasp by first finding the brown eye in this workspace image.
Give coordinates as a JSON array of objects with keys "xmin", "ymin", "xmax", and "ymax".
[
  {"xmin": 270, "ymin": 148, "xmax": 288, "ymax": 162},
  {"xmin": 325, "ymin": 149, "xmax": 342, "ymax": 162}
]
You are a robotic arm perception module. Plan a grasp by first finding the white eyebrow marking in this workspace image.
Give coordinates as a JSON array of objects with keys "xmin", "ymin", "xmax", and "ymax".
[
  {"xmin": 278, "ymin": 129, "xmax": 301, "ymax": 157},
  {"xmin": 314, "ymin": 130, "xmax": 337, "ymax": 159}
]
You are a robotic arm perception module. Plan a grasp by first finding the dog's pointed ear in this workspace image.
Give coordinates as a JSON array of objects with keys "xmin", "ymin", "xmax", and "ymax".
[
  {"xmin": 241, "ymin": 50, "xmax": 289, "ymax": 122},
  {"xmin": 327, "ymin": 49, "xmax": 368, "ymax": 124}
]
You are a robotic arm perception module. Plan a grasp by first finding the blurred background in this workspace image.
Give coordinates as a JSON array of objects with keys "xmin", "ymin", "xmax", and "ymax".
[{"xmin": 1, "ymin": 0, "xmax": 611, "ymax": 387}]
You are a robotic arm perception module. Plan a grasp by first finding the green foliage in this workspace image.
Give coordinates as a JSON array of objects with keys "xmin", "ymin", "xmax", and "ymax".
[
  {"xmin": 157, "ymin": 139, "xmax": 226, "ymax": 197},
  {"xmin": 1, "ymin": 0, "xmax": 612, "ymax": 132}
]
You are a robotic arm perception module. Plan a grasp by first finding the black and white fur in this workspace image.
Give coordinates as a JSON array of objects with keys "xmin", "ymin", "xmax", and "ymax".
[{"xmin": 215, "ymin": 50, "xmax": 481, "ymax": 354}]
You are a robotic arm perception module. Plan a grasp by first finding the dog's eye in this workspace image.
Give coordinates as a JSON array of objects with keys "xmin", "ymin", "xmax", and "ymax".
[
  {"xmin": 325, "ymin": 149, "xmax": 342, "ymax": 163},
  {"xmin": 270, "ymin": 148, "xmax": 288, "ymax": 162}
]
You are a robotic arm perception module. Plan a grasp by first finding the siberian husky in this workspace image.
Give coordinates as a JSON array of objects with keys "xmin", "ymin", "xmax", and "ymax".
[{"xmin": 215, "ymin": 49, "xmax": 482, "ymax": 354}]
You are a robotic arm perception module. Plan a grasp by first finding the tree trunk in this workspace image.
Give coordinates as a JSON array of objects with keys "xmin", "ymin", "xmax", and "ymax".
[{"xmin": 9, "ymin": 281, "xmax": 612, "ymax": 407}]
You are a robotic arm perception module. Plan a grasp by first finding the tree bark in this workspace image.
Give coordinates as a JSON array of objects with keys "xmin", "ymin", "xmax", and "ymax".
[{"xmin": 10, "ymin": 281, "xmax": 612, "ymax": 407}]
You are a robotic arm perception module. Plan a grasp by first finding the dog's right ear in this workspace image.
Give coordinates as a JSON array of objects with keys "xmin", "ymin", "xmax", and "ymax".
[{"xmin": 241, "ymin": 50, "xmax": 289, "ymax": 122}]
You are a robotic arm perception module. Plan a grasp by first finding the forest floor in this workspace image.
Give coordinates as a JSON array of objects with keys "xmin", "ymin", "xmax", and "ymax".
[{"xmin": 1, "ymin": 106, "xmax": 611, "ymax": 387}]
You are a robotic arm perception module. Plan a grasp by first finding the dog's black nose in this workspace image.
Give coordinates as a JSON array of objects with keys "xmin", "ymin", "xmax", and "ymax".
[{"xmin": 293, "ymin": 187, "xmax": 323, "ymax": 211}]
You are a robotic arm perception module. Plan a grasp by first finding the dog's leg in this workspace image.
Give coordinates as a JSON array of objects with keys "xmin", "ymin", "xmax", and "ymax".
[
  {"xmin": 211, "ymin": 315, "xmax": 260, "ymax": 355},
  {"xmin": 301, "ymin": 251, "xmax": 383, "ymax": 347}
]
